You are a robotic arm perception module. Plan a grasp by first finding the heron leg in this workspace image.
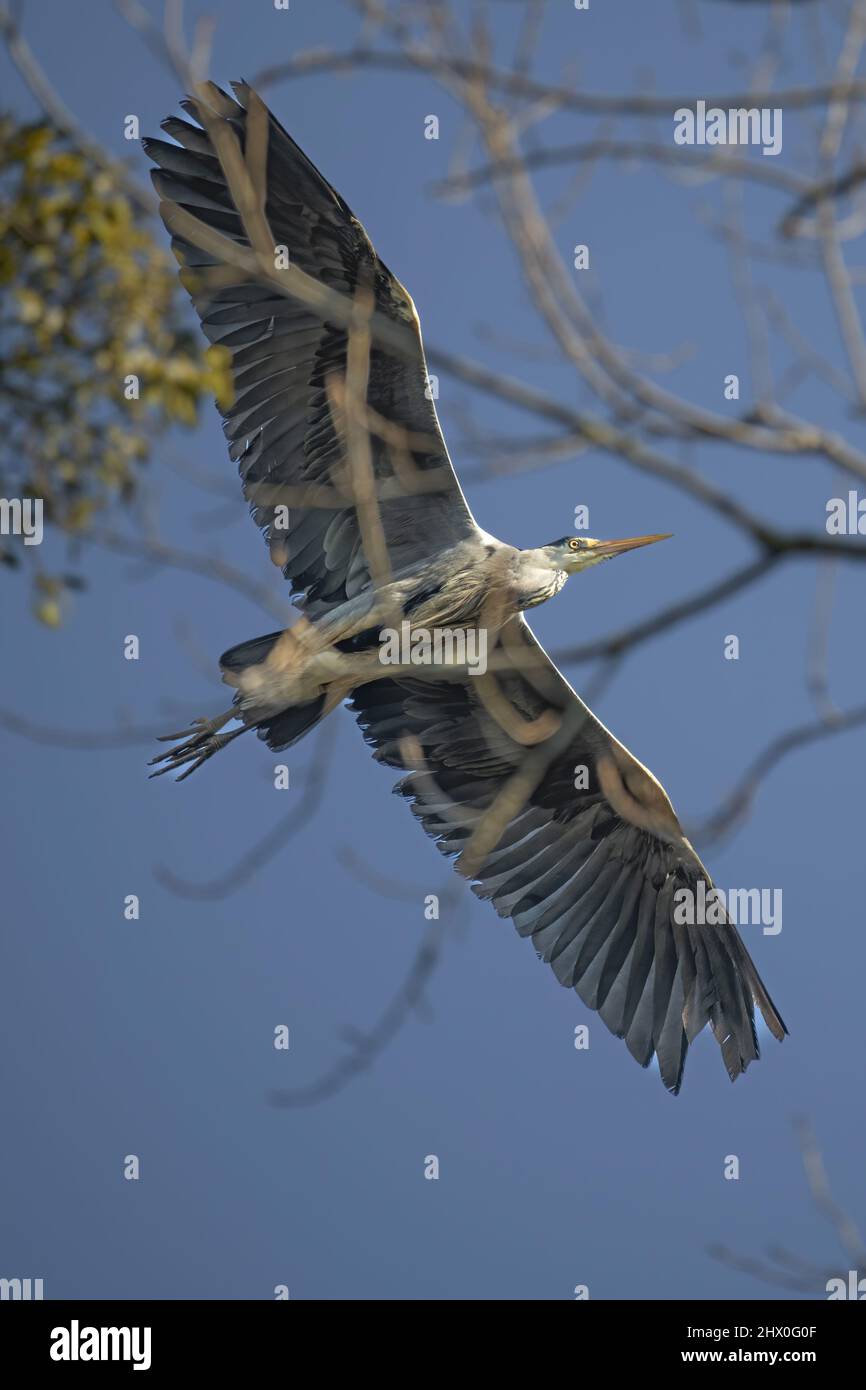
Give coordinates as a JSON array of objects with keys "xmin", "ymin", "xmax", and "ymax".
[{"xmin": 148, "ymin": 708, "xmax": 246, "ymax": 781}]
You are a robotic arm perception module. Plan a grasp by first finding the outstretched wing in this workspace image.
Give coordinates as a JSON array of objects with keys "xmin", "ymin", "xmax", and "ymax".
[
  {"xmin": 144, "ymin": 81, "xmax": 478, "ymax": 616},
  {"xmin": 351, "ymin": 617, "xmax": 786, "ymax": 1093}
]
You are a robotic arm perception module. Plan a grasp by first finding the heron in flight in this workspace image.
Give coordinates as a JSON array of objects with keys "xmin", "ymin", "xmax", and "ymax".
[{"xmin": 145, "ymin": 83, "xmax": 786, "ymax": 1093}]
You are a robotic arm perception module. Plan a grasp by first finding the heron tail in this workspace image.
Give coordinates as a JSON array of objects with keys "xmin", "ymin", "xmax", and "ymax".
[
  {"xmin": 219, "ymin": 627, "xmax": 338, "ymax": 750},
  {"xmin": 251, "ymin": 694, "xmax": 329, "ymax": 750}
]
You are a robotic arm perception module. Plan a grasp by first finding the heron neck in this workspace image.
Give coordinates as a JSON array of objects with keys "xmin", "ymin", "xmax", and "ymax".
[{"xmin": 514, "ymin": 552, "xmax": 569, "ymax": 610}]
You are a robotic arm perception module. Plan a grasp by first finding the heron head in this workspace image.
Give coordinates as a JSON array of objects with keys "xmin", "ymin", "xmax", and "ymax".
[{"xmin": 546, "ymin": 533, "xmax": 672, "ymax": 575}]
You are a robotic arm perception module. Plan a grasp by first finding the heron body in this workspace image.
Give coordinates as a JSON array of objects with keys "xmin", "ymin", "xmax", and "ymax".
[{"xmin": 145, "ymin": 82, "xmax": 787, "ymax": 1094}]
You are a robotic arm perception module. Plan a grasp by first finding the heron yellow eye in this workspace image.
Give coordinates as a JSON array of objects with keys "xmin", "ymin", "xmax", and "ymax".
[{"xmin": 569, "ymin": 539, "xmax": 580, "ymax": 551}]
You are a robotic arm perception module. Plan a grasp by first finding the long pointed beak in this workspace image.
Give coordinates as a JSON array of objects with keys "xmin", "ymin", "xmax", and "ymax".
[{"xmin": 588, "ymin": 533, "xmax": 672, "ymax": 559}]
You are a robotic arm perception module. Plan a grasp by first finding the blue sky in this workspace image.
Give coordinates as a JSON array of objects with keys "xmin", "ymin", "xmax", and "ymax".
[{"xmin": 1, "ymin": 0, "xmax": 863, "ymax": 1300}]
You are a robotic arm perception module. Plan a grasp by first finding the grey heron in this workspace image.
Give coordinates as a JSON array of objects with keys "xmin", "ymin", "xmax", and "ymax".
[{"xmin": 144, "ymin": 82, "xmax": 786, "ymax": 1094}]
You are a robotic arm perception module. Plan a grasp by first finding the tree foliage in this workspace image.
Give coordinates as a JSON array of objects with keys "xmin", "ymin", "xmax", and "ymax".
[{"xmin": 0, "ymin": 117, "xmax": 232, "ymax": 622}]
